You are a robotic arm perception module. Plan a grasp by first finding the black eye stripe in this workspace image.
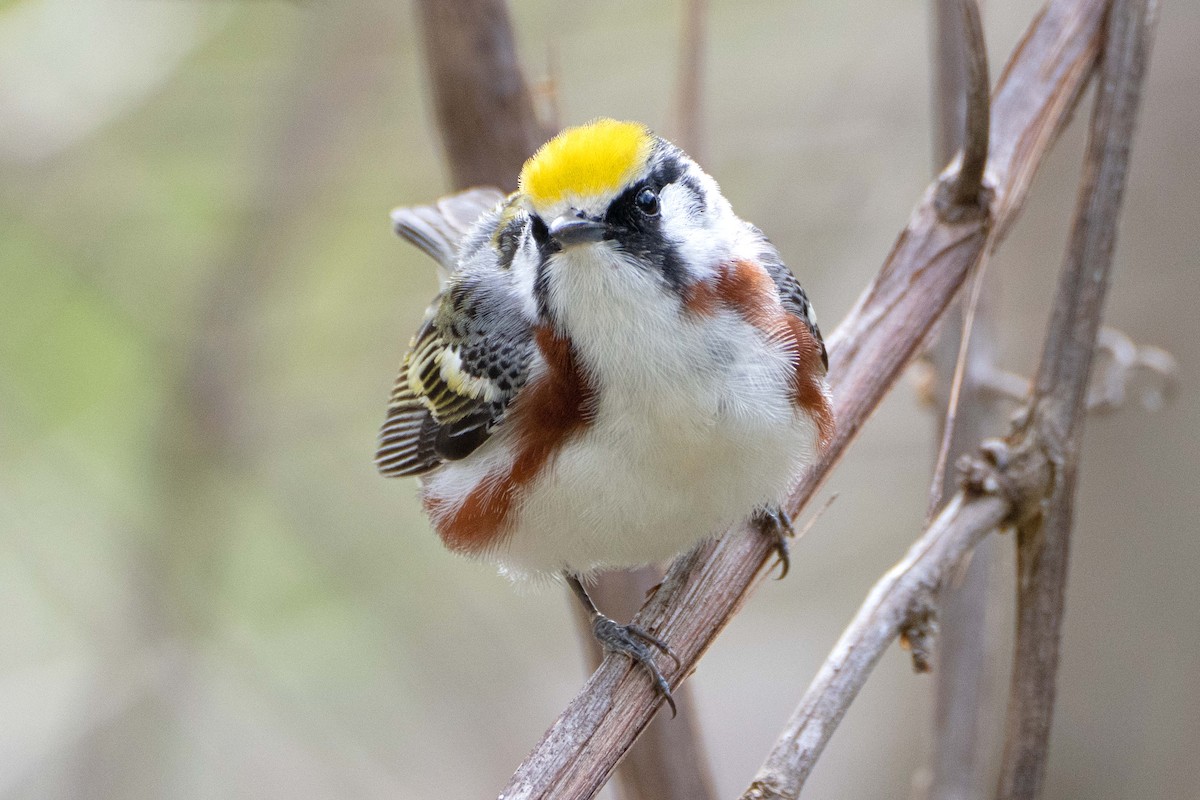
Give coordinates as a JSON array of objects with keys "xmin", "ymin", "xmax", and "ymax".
[
  {"xmin": 605, "ymin": 182, "xmax": 655, "ymax": 228},
  {"xmin": 529, "ymin": 213, "xmax": 560, "ymax": 262},
  {"xmin": 529, "ymin": 214, "xmax": 550, "ymax": 244}
]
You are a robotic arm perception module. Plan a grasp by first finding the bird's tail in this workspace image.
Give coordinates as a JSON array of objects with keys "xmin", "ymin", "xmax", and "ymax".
[{"xmin": 389, "ymin": 187, "xmax": 507, "ymax": 286}]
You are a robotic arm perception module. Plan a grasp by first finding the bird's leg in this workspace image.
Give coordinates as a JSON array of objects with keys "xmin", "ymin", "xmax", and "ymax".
[
  {"xmin": 565, "ymin": 574, "xmax": 679, "ymax": 717},
  {"xmin": 753, "ymin": 505, "xmax": 795, "ymax": 579}
]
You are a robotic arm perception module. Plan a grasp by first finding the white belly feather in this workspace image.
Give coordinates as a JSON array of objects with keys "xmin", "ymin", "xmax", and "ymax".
[{"xmin": 482, "ymin": 247, "xmax": 819, "ymax": 581}]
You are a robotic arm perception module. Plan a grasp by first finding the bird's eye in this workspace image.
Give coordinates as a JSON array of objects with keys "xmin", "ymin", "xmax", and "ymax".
[{"xmin": 635, "ymin": 187, "xmax": 660, "ymax": 216}]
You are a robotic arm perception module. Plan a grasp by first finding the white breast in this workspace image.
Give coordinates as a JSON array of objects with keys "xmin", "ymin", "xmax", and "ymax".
[{"xmin": 488, "ymin": 245, "xmax": 821, "ymax": 581}]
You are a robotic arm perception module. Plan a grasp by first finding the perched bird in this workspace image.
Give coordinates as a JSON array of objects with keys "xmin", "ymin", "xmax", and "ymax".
[{"xmin": 377, "ymin": 119, "xmax": 833, "ymax": 712}]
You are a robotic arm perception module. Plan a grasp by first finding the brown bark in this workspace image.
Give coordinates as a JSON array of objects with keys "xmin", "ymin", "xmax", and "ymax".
[{"xmin": 414, "ymin": 0, "xmax": 545, "ymax": 191}]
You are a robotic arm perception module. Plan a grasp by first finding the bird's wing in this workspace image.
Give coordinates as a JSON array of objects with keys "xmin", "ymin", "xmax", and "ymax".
[
  {"xmin": 749, "ymin": 227, "xmax": 828, "ymax": 373},
  {"xmin": 377, "ymin": 200, "xmax": 538, "ymax": 478}
]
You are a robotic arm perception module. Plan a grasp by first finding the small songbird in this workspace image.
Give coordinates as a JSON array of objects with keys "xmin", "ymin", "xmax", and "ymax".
[{"xmin": 377, "ymin": 119, "xmax": 833, "ymax": 712}]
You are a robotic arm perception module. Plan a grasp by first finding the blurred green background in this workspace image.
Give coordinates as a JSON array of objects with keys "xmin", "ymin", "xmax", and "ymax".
[{"xmin": 1, "ymin": 0, "xmax": 1197, "ymax": 797}]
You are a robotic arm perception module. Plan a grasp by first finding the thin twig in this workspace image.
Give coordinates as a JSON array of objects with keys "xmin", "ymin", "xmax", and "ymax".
[
  {"xmin": 923, "ymin": 272, "xmax": 1000, "ymax": 800},
  {"xmin": 498, "ymin": 1, "xmax": 1108, "ymax": 796},
  {"xmin": 796, "ymin": 493, "xmax": 839, "ymax": 541},
  {"xmin": 925, "ymin": 256, "xmax": 991, "ymax": 520},
  {"xmin": 1086, "ymin": 326, "xmax": 1178, "ymax": 412},
  {"xmin": 938, "ymin": 0, "xmax": 992, "ymax": 219},
  {"xmin": 972, "ymin": 328, "xmax": 1178, "ymax": 412},
  {"xmin": 533, "ymin": 43, "xmax": 563, "ymax": 132},
  {"xmin": 995, "ymin": 0, "xmax": 1158, "ymax": 796},
  {"xmin": 931, "ymin": 0, "xmax": 968, "ymax": 169}
]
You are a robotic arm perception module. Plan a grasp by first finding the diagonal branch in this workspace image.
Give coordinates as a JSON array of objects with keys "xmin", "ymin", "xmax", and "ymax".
[
  {"xmin": 499, "ymin": 0, "xmax": 1109, "ymax": 797},
  {"xmin": 927, "ymin": 0, "xmax": 994, "ymax": 518},
  {"xmin": 574, "ymin": 569, "xmax": 718, "ymax": 800}
]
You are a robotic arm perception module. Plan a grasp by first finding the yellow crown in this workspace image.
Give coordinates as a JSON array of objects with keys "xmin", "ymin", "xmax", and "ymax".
[{"xmin": 518, "ymin": 119, "xmax": 653, "ymax": 210}]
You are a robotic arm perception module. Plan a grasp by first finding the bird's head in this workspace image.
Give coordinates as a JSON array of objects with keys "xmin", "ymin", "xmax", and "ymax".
[{"xmin": 517, "ymin": 119, "xmax": 735, "ymax": 296}]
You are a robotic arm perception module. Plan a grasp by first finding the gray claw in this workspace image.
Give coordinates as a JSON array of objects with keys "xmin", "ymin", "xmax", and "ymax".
[
  {"xmin": 592, "ymin": 616, "xmax": 678, "ymax": 717},
  {"xmin": 754, "ymin": 506, "xmax": 795, "ymax": 579}
]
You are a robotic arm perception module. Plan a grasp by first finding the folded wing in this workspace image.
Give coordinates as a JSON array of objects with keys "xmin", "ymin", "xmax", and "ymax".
[{"xmin": 377, "ymin": 190, "xmax": 537, "ymax": 477}]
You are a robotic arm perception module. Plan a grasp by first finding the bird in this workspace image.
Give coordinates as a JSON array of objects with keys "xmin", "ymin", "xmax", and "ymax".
[{"xmin": 376, "ymin": 119, "xmax": 833, "ymax": 713}]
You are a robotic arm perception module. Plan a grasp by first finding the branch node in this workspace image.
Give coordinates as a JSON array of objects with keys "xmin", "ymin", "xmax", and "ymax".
[
  {"xmin": 957, "ymin": 434, "xmax": 1054, "ymax": 530},
  {"xmin": 958, "ymin": 437, "xmax": 1010, "ymax": 496},
  {"xmin": 899, "ymin": 596, "xmax": 939, "ymax": 673},
  {"xmin": 935, "ymin": 171, "xmax": 996, "ymax": 223},
  {"xmin": 934, "ymin": 0, "xmax": 991, "ymax": 222},
  {"xmin": 743, "ymin": 780, "xmax": 787, "ymax": 800}
]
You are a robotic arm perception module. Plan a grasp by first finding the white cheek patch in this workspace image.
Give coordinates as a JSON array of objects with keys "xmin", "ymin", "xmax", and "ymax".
[{"xmin": 659, "ymin": 180, "xmax": 734, "ymax": 281}]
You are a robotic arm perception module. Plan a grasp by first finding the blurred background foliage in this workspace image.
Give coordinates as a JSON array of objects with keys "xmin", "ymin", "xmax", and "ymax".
[{"xmin": 0, "ymin": 0, "xmax": 1197, "ymax": 797}]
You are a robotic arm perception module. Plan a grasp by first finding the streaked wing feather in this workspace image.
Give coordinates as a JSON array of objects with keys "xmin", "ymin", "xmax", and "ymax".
[
  {"xmin": 375, "ymin": 391, "xmax": 442, "ymax": 477},
  {"xmin": 376, "ymin": 256, "xmax": 534, "ymax": 478}
]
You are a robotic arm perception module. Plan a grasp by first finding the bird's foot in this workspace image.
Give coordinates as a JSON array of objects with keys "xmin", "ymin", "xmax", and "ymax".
[
  {"xmin": 591, "ymin": 615, "xmax": 680, "ymax": 717},
  {"xmin": 754, "ymin": 506, "xmax": 795, "ymax": 579}
]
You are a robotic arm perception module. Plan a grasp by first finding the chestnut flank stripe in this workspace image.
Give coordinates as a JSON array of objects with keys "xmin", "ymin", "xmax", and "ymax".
[
  {"xmin": 684, "ymin": 260, "xmax": 835, "ymax": 451},
  {"xmin": 426, "ymin": 326, "xmax": 594, "ymax": 553}
]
